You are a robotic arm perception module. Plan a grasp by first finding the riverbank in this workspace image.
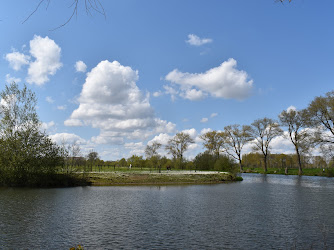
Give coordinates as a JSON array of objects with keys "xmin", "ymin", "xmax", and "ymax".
[
  {"xmin": 243, "ymin": 167, "xmax": 334, "ymax": 177},
  {"xmin": 81, "ymin": 171, "xmax": 242, "ymax": 185}
]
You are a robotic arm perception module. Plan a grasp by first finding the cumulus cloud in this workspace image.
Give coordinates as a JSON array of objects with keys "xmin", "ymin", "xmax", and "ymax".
[
  {"xmin": 49, "ymin": 132, "xmax": 86, "ymax": 145},
  {"xmin": 165, "ymin": 58, "xmax": 253, "ymax": 100},
  {"xmin": 65, "ymin": 60, "xmax": 175, "ymax": 145},
  {"xmin": 182, "ymin": 128, "xmax": 197, "ymax": 139},
  {"xmin": 186, "ymin": 34, "xmax": 213, "ymax": 46},
  {"xmin": 5, "ymin": 74, "xmax": 21, "ymax": 84},
  {"xmin": 75, "ymin": 60, "xmax": 87, "ymax": 73},
  {"xmin": 26, "ymin": 35, "xmax": 62, "ymax": 85},
  {"xmin": 210, "ymin": 113, "xmax": 218, "ymax": 118},
  {"xmin": 180, "ymin": 88, "xmax": 206, "ymax": 101},
  {"xmin": 5, "ymin": 51, "xmax": 30, "ymax": 71}
]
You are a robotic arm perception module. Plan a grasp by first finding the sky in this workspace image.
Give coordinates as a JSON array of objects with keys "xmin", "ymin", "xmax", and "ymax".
[{"xmin": 0, "ymin": 0, "xmax": 333, "ymax": 160}]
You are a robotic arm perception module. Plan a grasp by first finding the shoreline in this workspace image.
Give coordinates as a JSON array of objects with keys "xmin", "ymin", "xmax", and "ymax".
[{"xmin": 81, "ymin": 171, "xmax": 242, "ymax": 186}]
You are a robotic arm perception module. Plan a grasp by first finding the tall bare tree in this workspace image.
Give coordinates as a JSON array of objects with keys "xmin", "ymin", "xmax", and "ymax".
[
  {"xmin": 223, "ymin": 124, "xmax": 253, "ymax": 172},
  {"xmin": 251, "ymin": 118, "xmax": 283, "ymax": 173},
  {"xmin": 279, "ymin": 108, "xmax": 310, "ymax": 175}
]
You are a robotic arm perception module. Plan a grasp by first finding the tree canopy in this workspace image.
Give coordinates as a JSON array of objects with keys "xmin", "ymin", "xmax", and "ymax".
[{"xmin": 0, "ymin": 82, "xmax": 63, "ymax": 186}]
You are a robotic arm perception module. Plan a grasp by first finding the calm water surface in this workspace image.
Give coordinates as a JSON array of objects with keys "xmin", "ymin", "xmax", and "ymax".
[{"xmin": 0, "ymin": 173, "xmax": 334, "ymax": 249}]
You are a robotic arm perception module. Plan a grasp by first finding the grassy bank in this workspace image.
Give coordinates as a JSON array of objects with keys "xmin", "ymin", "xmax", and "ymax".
[
  {"xmin": 244, "ymin": 167, "xmax": 334, "ymax": 177},
  {"xmin": 79, "ymin": 171, "xmax": 242, "ymax": 186}
]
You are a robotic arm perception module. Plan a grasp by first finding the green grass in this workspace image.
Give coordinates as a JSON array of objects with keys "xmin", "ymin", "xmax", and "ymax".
[{"xmin": 244, "ymin": 167, "xmax": 334, "ymax": 177}]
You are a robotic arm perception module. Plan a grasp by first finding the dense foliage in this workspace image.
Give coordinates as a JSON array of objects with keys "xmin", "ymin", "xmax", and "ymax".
[{"xmin": 0, "ymin": 83, "xmax": 66, "ymax": 186}]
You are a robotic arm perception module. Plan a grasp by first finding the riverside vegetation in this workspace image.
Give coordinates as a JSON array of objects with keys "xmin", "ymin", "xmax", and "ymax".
[{"xmin": 0, "ymin": 82, "xmax": 333, "ymax": 187}]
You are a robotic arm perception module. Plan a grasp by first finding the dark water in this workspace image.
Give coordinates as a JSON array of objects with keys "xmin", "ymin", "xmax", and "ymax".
[{"xmin": 0, "ymin": 174, "xmax": 334, "ymax": 249}]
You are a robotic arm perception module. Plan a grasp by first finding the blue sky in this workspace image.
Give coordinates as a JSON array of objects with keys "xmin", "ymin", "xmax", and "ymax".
[{"xmin": 1, "ymin": 0, "xmax": 333, "ymax": 160}]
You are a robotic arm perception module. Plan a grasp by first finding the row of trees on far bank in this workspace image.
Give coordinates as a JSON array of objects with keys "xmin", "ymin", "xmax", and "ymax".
[{"xmin": 144, "ymin": 90, "xmax": 334, "ymax": 175}]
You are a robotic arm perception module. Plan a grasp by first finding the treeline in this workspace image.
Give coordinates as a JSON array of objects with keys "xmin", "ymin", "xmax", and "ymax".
[
  {"xmin": 144, "ymin": 90, "xmax": 334, "ymax": 176},
  {"xmin": 243, "ymin": 153, "xmax": 333, "ymax": 169}
]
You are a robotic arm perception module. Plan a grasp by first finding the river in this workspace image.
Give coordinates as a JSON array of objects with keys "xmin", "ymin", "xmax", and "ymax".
[{"xmin": 0, "ymin": 173, "xmax": 333, "ymax": 249}]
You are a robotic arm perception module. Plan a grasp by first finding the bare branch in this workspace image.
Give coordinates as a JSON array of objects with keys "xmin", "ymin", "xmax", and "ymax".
[
  {"xmin": 22, "ymin": 0, "xmax": 46, "ymax": 24},
  {"xmin": 22, "ymin": 0, "xmax": 106, "ymax": 30}
]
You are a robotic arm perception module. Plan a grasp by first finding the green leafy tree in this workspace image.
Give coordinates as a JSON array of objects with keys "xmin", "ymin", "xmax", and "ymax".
[
  {"xmin": 193, "ymin": 152, "xmax": 216, "ymax": 171},
  {"xmin": 222, "ymin": 124, "xmax": 253, "ymax": 172},
  {"xmin": 200, "ymin": 130, "xmax": 225, "ymax": 158},
  {"xmin": 145, "ymin": 142, "xmax": 162, "ymax": 172},
  {"xmin": 305, "ymin": 91, "xmax": 334, "ymax": 156},
  {"xmin": 251, "ymin": 118, "xmax": 283, "ymax": 173},
  {"xmin": 87, "ymin": 150, "xmax": 99, "ymax": 171},
  {"xmin": 165, "ymin": 132, "xmax": 195, "ymax": 169},
  {"xmin": 0, "ymin": 82, "xmax": 62, "ymax": 186},
  {"xmin": 279, "ymin": 108, "xmax": 310, "ymax": 175}
]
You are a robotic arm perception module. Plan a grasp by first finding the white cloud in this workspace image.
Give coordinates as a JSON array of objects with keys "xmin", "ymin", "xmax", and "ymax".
[
  {"xmin": 287, "ymin": 105, "xmax": 297, "ymax": 113},
  {"xmin": 65, "ymin": 60, "xmax": 175, "ymax": 145},
  {"xmin": 75, "ymin": 60, "xmax": 87, "ymax": 73},
  {"xmin": 49, "ymin": 132, "xmax": 86, "ymax": 145},
  {"xmin": 57, "ymin": 105, "xmax": 67, "ymax": 110},
  {"xmin": 125, "ymin": 142, "xmax": 145, "ymax": 156},
  {"xmin": 186, "ymin": 34, "xmax": 213, "ymax": 46},
  {"xmin": 165, "ymin": 58, "xmax": 253, "ymax": 100},
  {"xmin": 149, "ymin": 133, "xmax": 172, "ymax": 146},
  {"xmin": 5, "ymin": 51, "xmax": 30, "ymax": 71},
  {"xmin": 5, "ymin": 74, "xmax": 21, "ymax": 84},
  {"xmin": 201, "ymin": 117, "xmax": 208, "ymax": 123},
  {"xmin": 153, "ymin": 91, "xmax": 163, "ymax": 97},
  {"xmin": 41, "ymin": 121, "xmax": 55, "ymax": 131},
  {"xmin": 26, "ymin": 35, "xmax": 62, "ymax": 85},
  {"xmin": 180, "ymin": 88, "xmax": 206, "ymax": 101},
  {"xmin": 163, "ymin": 84, "xmax": 178, "ymax": 102},
  {"xmin": 210, "ymin": 113, "xmax": 218, "ymax": 118},
  {"xmin": 182, "ymin": 128, "xmax": 197, "ymax": 138},
  {"xmin": 200, "ymin": 128, "xmax": 212, "ymax": 135},
  {"xmin": 45, "ymin": 96, "xmax": 54, "ymax": 103}
]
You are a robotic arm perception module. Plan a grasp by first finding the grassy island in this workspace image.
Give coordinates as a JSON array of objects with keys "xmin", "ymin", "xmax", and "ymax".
[{"xmin": 79, "ymin": 171, "xmax": 242, "ymax": 186}]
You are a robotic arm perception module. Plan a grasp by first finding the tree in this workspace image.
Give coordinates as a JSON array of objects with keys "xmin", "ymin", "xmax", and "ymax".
[
  {"xmin": 251, "ymin": 118, "xmax": 283, "ymax": 173},
  {"xmin": 200, "ymin": 130, "xmax": 225, "ymax": 158},
  {"xmin": 0, "ymin": 82, "xmax": 63, "ymax": 186},
  {"xmin": 279, "ymin": 108, "xmax": 311, "ymax": 175},
  {"xmin": 193, "ymin": 152, "xmax": 216, "ymax": 171},
  {"xmin": 87, "ymin": 150, "xmax": 99, "ymax": 171},
  {"xmin": 222, "ymin": 124, "xmax": 253, "ymax": 172},
  {"xmin": 306, "ymin": 91, "xmax": 334, "ymax": 145},
  {"xmin": 165, "ymin": 132, "xmax": 195, "ymax": 169},
  {"xmin": 145, "ymin": 142, "xmax": 162, "ymax": 172}
]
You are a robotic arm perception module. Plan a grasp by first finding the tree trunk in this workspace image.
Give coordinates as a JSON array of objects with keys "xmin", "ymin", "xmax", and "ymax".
[
  {"xmin": 238, "ymin": 155, "xmax": 243, "ymax": 172},
  {"xmin": 264, "ymin": 155, "xmax": 268, "ymax": 173},
  {"xmin": 296, "ymin": 147, "xmax": 303, "ymax": 176}
]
